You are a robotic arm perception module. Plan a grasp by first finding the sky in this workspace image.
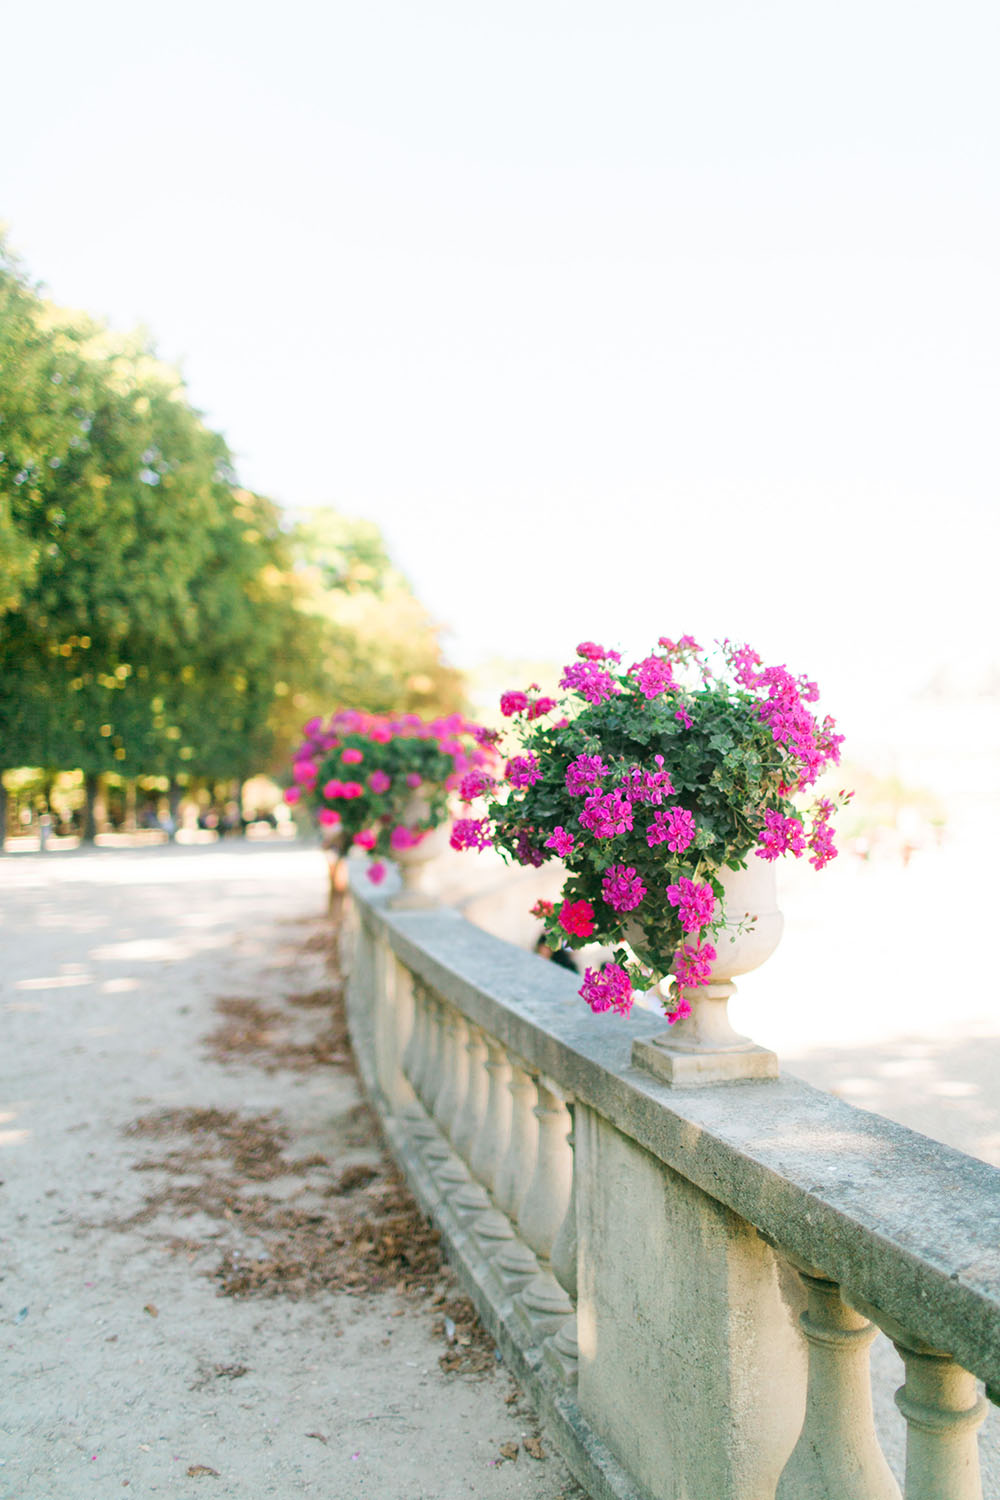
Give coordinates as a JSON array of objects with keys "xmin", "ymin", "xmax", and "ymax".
[{"xmin": 3, "ymin": 0, "xmax": 998, "ymax": 741}]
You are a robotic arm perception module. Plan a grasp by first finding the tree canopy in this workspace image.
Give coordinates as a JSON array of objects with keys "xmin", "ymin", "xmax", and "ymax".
[{"xmin": 0, "ymin": 237, "xmax": 466, "ymax": 807}]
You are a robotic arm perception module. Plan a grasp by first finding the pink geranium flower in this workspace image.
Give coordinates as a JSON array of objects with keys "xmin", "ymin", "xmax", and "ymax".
[
  {"xmin": 390, "ymin": 825, "xmax": 423, "ymax": 851},
  {"xmin": 673, "ymin": 940, "xmax": 717, "ymax": 990},
  {"xmin": 666, "ymin": 876, "xmax": 716, "ymax": 932},
  {"xmin": 576, "ymin": 641, "xmax": 622, "ymax": 663},
  {"xmin": 544, "ymin": 826, "xmax": 575, "ymax": 857},
  {"xmin": 580, "ymin": 964, "xmax": 633, "ymax": 1017},
  {"xmin": 664, "ymin": 994, "xmax": 692, "ymax": 1025},
  {"xmin": 506, "ymin": 754, "xmax": 542, "ymax": 789},
  {"xmin": 630, "ymin": 655, "xmax": 674, "ymax": 699},
  {"xmin": 601, "ymin": 864, "xmax": 646, "ymax": 912},
  {"xmin": 646, "ymin": 807, "xmax": 695, "ymax": 852},
  {"xmin": 500, "ymin": 691, "xmax": 529, "ymax": 716},
  {"xmin": 755, "ymin": 808, "xmax": 806, "ymax": 861},
  {"xmin": 565, "ymin": 754, "xmax": 607, "ymax": 796},
  {"xmin": 450, "ymin": 818, "xmax": 493, "ymax": 851},
  {"xmin": 559, "ymin": 661, "xmax": 619, "ymax": 705},
  {"xmin": 367, "ymin": 861, "xmax": 387, "ymax": 884},
  {"xmin": 341, "ymin": 746, "xmax": 364, "ymax": 765},
  {"xmin": 368, "ymin": 769, "xmax": 391, "ymax": 794},
  {"xmin": 558, "ymin": 899, "xmax": 595, "ymax": 938},
  {"xmin": 353, "ymin": 829, "xmax": 377, "ymax": 849}
]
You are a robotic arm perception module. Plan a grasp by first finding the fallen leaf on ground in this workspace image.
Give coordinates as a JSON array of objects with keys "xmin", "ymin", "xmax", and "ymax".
[
  {"xmin": 143, "ymin": 1303, "xmax": 158, "ymax": 1318},
  {"xmin": 305, "ymin": 1432, "xmax": 328, "ymax": 1445},
  {"xmin": 524, "ymin": 1437, "xmax": 545, "ymax": 1460},
  {"xmin": 186, "ymin": 1464, "xmax": 219, "ymax": 1477},
  {"xmin": 499, "ymin": 1442, "xmax": 519, "ymax": 1462}
]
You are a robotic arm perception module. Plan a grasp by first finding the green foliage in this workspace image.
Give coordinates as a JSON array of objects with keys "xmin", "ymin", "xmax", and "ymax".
[
  {"xmin": 481, "ymin": 641, "xmax": 847, "ymax": 994},
  {"xmin": 0, "ymin": 239, "xmax": 465, "ymax": 800},
  {"xmin": 290, "ymin": 508, "xmax": 466, "ymax": 723},
  {"xmin": 0, "ymin": 241, "xmax": 311, "ymax": 782}
]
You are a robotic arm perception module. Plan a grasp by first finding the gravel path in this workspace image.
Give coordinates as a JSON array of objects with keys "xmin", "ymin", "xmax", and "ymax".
[{"xmin": 0, "ymin": 841, "xmax": 581, "ymax": 1500}]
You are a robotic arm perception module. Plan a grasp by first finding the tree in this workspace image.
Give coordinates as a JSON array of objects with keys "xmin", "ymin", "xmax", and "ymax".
[
  {"xmin": 290, "ymin": 508, "xmax": 466, "ymax": 723},
  {"xmin": 0, "ymin": 242, "xmax": 467, "ymax": 835}
]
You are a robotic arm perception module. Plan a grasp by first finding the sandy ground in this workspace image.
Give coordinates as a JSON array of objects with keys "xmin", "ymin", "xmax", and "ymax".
[
  {"xmin": 0, "ymin": 841, "xmax": 582, "ymax": 1500},
  {"xmin": 2, "ymin": 835, "xmax": 997, "ymax": 1497}
]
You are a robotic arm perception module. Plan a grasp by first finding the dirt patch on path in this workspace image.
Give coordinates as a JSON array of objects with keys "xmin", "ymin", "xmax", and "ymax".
[{"xmin": 111, "ymin": 934, "xmax": 499, "ymax": 1378}]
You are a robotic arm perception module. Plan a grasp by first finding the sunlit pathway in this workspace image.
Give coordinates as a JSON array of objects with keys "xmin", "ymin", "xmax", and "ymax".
[{"xmin": 0, "ymin": 841, "xmax": 580, "ymax": 1500}]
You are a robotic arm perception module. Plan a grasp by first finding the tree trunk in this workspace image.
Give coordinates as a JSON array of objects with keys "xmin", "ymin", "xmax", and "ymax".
[
  {"xmin": 0, "ymin": 775, "xmax": 7, "ymax": 847},
  {"xmin": 168, "ymin": 780, "xmax": 183, "ymax": 839},
  {"xmin": 83, "ymin": 773, "xmax": 99, "ymax": 843}
]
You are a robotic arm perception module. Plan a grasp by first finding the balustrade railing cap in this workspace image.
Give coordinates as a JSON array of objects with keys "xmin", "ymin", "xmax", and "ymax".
[{"xmin": 351, "ymin": 869, "xmax": 1000, "ymax": 1387}]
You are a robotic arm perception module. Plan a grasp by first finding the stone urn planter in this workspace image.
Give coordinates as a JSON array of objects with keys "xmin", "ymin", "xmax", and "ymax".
[
  {"xmin": 631, "ymin": 859, "xmax": 783, "ymax": 1085},
  {"xmin": 388, "ymin": 793, "xmax": 451, "ymax": 909}
]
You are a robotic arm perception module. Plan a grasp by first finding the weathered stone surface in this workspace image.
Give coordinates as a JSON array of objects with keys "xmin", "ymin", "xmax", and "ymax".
[{"xmin": 352, "ymin": 875, "xmax": 1000, "ymax": 1390}]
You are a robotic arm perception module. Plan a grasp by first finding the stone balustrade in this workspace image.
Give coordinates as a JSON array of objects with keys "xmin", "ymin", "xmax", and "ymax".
[{"xmin": 343, "ymin": 870, "xmax": 999, "ymax": 1500}]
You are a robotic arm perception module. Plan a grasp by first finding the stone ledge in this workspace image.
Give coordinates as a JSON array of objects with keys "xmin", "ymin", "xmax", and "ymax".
[{"xmin": 352, "ymin": 875, "xmax": 1000, "ymax": 1389}]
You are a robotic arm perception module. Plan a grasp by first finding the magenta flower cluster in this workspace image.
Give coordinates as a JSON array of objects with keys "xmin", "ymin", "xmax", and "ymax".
[
  {"xmin": 506, "ymin": 754, "xmax": 542, "ymax": 790},
  {"xmin": 450, "ymin": 817, "xmax": 493, "ymax": 852},
  {"xmin": 646, "ymin": 806, "xmax": 695, "ymax": 852},
  {"xmin": 457, "ymin": 633, "xmax": 847, "ymax": 1026},
  {"xmin": 289, "ymin": 708, "xmax": 497, "ymax": 881},
  {"xmin": 756, "ymin": 808, "xmax": 807, "ymax": 861},
  {"xmin": 630, "ymin": 655, "xmax": 675, "ymax": 699},
  {"xmin": 666, "ymin": 876, "xmax": 716, "ymax": 932},
  {"xmin": 673, "ymin": 940, "xmax": 717, "ymax": 989},
  {"xmin": 558, "ymin": 660, "xmax": 620, "ymax": 705},
  {"xmin": 580, "ymin": 963, "xmax": 634, "ymax": 1016},
  {"xmin": 565, "ymin": 754, "xmax": 607, "ymax": 796},
  {"xmin": 579, "ymin": 789, "xmax": 634, "ymax": 839},
  {"xmin": 545, "ymin": 826, "xmax": 576, "ymax": 857},
  {"xmin": 601, "ymin": 865, "xmax": 647, "ymax": 912}
]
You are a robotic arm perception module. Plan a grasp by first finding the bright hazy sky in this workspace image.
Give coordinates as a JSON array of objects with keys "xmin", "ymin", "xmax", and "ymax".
[{"xmin": 3, "ymin": 1, "xmax": 998, "ymax": 735}]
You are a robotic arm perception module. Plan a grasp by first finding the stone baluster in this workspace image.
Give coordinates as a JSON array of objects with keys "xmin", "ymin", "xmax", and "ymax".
[
  {"xmin": 543, "ymin": 1103, "xmax": 579, "ymax": 1381},
  {"xmin": 460, "ymin": 1037, "xmax": 512, "ymax": 1239},
  {"xmin": 400, "ymin": 971, "xmax": 425, "ymax": 1098},
  {"xmin": 494, "ymin": 1063, "xmax": 539, "ymax": 1220},
  {"xmin": 549, "ymin": 1103, "xmax": 577, "ymax": 1299},
  {"xmin": 518, "ymin": 1081, "xmax": 573, "ymax": 1260},
  {"xmin": 370, "ymin": 934, "xmax": 393, "ymax": 1103},
  {"xmin": 893, "ymin": 1336, "xmax": 987, "ymax": 1500},
  {"xmin": 514, "ymin": 1083, "xmax": 575, "ymax": 1343},
  {"xmin": 421, "ymin": 993, "xmax": 446, "ymax": 1114},
  {"xmin": 375, "ymin": 951, "xmax": 417, "ymax": 1113},
  {"xmin": 399, "ymin": 983, "xmax": 440, "ymax": 1148},
  {"xmin": 416, "ymin": 998, "xmax": 457, "ymax": 1165},
  {"xmin": 484, "ymin": 1062, "xmax": 541, "ymax": 1293},
  {"xmin": 776, "ymin": 1267, "xmax": 900, "ymax": 1499},
  {"xmin": 469, "ymin": 1038, "xmax": 513, "ymax": 1193},
  {"xmin": 432, "ymin": 1009, "xmax": 469, "ymax": 1143},
  {"xmin": 429, "ymin": 1010, "xmax": 476, "ymax": 1191},
  {"xmin": 452, "ymin": 1025, "xmax": 489, "ymax": 1164}
]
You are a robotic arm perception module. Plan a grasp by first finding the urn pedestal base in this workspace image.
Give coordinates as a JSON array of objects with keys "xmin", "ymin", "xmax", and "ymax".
[
  {"xmin": 631, "ymin": 979, "xmax": 778, "ymax": 1086},
  {"xmin": 632, "ymin": 1033, "xmax": 779, "ymax": 1086}
]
